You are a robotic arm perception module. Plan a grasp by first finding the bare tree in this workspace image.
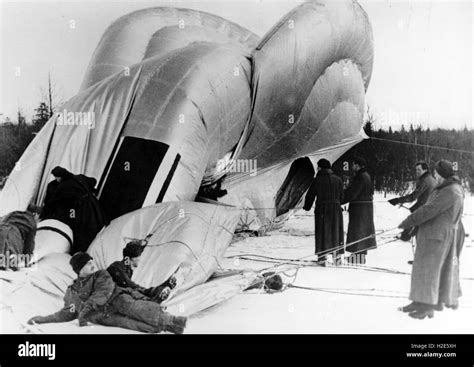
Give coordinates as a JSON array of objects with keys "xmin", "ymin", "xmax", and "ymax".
[{"xmin": 40, "ymin": 72, "xmax": 63, "ymax": 118}]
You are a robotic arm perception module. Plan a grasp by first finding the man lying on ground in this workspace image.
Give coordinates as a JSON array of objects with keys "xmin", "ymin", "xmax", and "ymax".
[
  {"xmin": 0, "ymin": 205, "xmax": 40, "ymax": 270},
  {"xmin": 27, "ymin": 252, "xmax": 187, "ymax": 334},
  {"xmin": 107, "ymin": 241, "xmax": 177, "ymax": 303}
]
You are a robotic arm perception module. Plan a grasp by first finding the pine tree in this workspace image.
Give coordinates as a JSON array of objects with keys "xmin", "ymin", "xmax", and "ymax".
[{"xmin": 32, "ymin": 101, "xmax": 50, "ymax": 129}]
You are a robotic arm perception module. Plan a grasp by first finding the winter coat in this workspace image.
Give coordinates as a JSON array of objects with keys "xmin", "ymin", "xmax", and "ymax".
[
  {"xmin": 303, "ymin": 169, "xmax": 344, "ymax": 257},
  {"xmin": 33, "ymin": 270, "xmax": 121, "ymax": 323},
  {"xmin": 107, "ymin": 260, "xmax": 169, "ymax": 302},
  {"xmin": 397, "ymin": 171, "xmax": 437, "ymax": 212},
  {"xmin": 31, "ymin": 270, "xmax": 175, "ymax": 333},
  {"xmin": 342, "ymin": 168, "xmax": 376, "ymax": 253},
  {"xmin": 399, "ymin": 176, "xmax": 464, "ymax": 305},
  {"xmin": 41, "ymin": 172, "xmax": 108, "ymax": 253},
  {"xmin": 0, "ymin": 211, "xmax": 36, "ymax": 269}
]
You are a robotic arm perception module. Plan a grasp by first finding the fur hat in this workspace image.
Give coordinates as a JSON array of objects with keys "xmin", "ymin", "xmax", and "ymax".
[
  {"xmin": 123, "ymin": 241, "xmax": 145, "ymax": 258},
  {"xmin": 353, "ymin": 156, "xmax": 367, "ymax": 168},
  {"xmin": 70, "ymin": 252, "xmax": 93, "ymax": 274},
  {"xmin": 435, "ymin": 160, "xmax": 455, "ymax": 179},
  {"xmin": 317, "ymin": 159, "xmax": 331, "ymax": 169}
]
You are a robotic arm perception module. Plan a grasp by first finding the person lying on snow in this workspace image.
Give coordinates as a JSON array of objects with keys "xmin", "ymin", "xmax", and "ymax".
[
  {"xmin": 107, "ymin": 241, "xmax": 177, "ymax": 303},
  {"xmin": 0, "ymin": 204, "xmax": 41, "ymax": 270},
  {"xmin": 27, "ymin": 252, "xmax": 187, "ymax": 334}
]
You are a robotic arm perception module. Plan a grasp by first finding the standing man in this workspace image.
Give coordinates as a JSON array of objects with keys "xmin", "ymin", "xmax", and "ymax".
[
  {"xmin": 388, "ymin": 161, "xmax": 436, "ymax": 241},
  {"xmin": 342, "ymin": 157, "xmax": 376, "ymax": 264},
  {"xmin": 398, "ymin": 160, "xmax": 464, "ymax": 319},
  {"xmin": 303, "ymin": 159, "xmax": 344, "ymax": 265}
]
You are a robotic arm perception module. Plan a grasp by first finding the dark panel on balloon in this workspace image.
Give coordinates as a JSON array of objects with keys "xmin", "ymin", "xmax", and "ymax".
[{"xmin": 99, "ymin": 137, "xmax": 169, "ymax": 221}]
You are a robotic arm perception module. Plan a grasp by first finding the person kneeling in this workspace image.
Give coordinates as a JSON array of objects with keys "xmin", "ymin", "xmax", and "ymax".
[
  {"xmin": 107, "ymin": 241, "xmax": 177, "ymax": 303},
  {"xmin": 27, "ymin": 252, "xmax": 186, "ymax": 334}
]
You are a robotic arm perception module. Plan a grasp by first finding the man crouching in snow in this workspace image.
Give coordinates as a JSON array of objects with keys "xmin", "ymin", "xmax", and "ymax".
[
  {"xmin": 107, "ymin": 241, "xmax": 176, "ymax": 303},
  {"xmin": 27, "ymin": 252, "xmax": 187, "ymax": 334}
]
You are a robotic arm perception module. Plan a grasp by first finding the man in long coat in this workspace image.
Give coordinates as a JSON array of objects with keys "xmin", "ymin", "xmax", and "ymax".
[
  {"xmin": 398, "ymin": 160, "xmax": 465, "ymax": 319},
  {"xmin": 41, "ymin": 166, "xmax": 108, "ymax": 254},
  {"xmin": 388, "ymin": 161, "xmax": 436, "ymax": 242},
  {"xmin": 341, "ymin": 157, "xmax": 376, "ymax": 264},
  {"xmin": 303, "ymin": 159, "xmax": 344, "ymax": 265},
  {"xmin": 28, "ymin": 252, "xmax": 187, "ymax": 333}
]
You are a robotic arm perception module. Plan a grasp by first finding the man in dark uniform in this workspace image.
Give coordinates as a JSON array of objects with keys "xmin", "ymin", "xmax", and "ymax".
[
  {"xmin": 303, "ymin": 159, "xmax": 344, "ymax": 266},
  {"xmin": 28, "ymin": 252, "xmax": 187, "ymax": 334},
  {"xmin": 107, "ymin": 241, "xmax": 177, "ymax": 303},
  {"xmin": 342, "ymin": 157, "xmax": 376, "ymax": 264},
  {"xmin": 40, "ymin": 166, "xmax": 108, "ymax": 254}
]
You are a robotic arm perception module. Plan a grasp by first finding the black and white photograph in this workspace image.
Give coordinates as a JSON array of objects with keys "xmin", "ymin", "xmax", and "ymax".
[{"xmin": 0, "ymin": 0, "xmax": 472, "ymax": 362}]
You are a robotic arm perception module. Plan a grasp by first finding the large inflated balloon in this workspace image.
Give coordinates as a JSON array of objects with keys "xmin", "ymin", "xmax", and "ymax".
[
  {"xmin": 0, "ymin": 0, "xmax": 373, "ymax": 229},
  {"xmin": 0, "ymin": 0, "xmax": 374, "ymax": 319}
]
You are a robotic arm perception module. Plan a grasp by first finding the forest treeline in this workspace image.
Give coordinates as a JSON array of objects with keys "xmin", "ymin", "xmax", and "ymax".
[
  {"xmin": 0, "ymin": 108, "xmax": 473, "ymax": 194},
  {"xmin": 333, "ymin": 122, "xmax": 473, "ymax": 194},
  {"xmin": 0, "ymin": 102, "xmax": 50, "ymax": 184}
]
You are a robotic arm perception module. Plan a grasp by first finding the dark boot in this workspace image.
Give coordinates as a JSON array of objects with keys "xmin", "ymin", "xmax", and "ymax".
[
  {"xmin": 398, "ymin": 302, "xmax": 422, "ymax": 313},
  {"xmin": 446, "ymin": 302, "xmax": 459, "ymax": 310},
  {"xmin": 162, "ymin": 315, "xmax": 187, "ymax": 334},
  {"xmin": 409, "ymin": 303, "xmax": 435, "ymax": 319},
  {"xmin": 409, "ymin": 308, "xmax": 434, "ymax": 320},
  {"xmin": 407, "ymin": 260, "xmax": 413, "ymax": 265},
  {"xmin": 434, "ymin": 303, "xmax": 444, "ymax": 311},
  {"xmin": 346, "ymin": 254, "xmax": 366, "ymax": 265}
]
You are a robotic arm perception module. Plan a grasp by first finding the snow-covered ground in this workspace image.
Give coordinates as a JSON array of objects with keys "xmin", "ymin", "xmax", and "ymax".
[
  {"xmin": 185, "ymin": 193, "xmax": 474, "ymax": 334},
  {"xmin": 1, "ymin": 193, "xmax": 473, "ymax": 334}
]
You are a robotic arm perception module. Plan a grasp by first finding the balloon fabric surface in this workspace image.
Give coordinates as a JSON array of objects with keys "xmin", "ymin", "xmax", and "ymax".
[{"xmin": 0, "ymin": 0, "xmax": 373, "ymax": 321}]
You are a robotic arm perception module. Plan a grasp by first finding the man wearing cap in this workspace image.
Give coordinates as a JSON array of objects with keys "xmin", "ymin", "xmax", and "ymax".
[
  {"xmin": 27, "ymin": 252, "xmax": 187, "ymax": 333},
  {"xmin": 388, "ymin": 161, "xmax": 436, "ymax": 244},
  {"xmin": 398, "ymin": 160, "xmax": 465, "ymax": 319},
  {"xmin": 107, "ymin": 241, "xmax": 177, "ymax": 303},
  {"xmin": 303, "ymin": 159, "xmax": 344, "ymax": 266},
  {"xmin": 342, "ymin": 156, "xmax": 377, "ymax": 264}
]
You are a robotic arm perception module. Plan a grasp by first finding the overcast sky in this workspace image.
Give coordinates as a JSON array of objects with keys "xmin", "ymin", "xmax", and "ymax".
[{"xmin": 0, "ymin": 0, "xmax": 472, "ymax": 130}]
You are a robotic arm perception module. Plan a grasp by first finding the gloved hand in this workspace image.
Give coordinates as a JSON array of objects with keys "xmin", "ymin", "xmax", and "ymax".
[
  {"xmin": 27, "ymin": 316, "xmax": 45, "ymax": 325},
  {"xmin": 158, "ymin": 287, "xmax": 171, "ymax": 303},
  {"xmin": 388, "ymin": 198, "xmax": 400, "ymax": 206},
  {"xmin": 167, "ymin": 276, "xmax": 177, "ymax": 289}
]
